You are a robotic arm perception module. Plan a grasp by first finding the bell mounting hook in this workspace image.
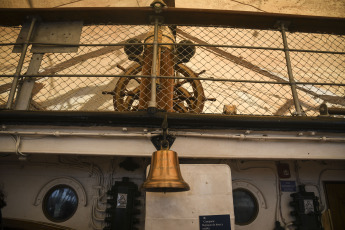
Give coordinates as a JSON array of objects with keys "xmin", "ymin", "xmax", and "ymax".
[
  {"xmin": 150, "ymin": 0, "xmax": 167, "ymax": 14},
  {"xmin": 151, "ymin": 114, "xmax": 176, "ymax": 150}
]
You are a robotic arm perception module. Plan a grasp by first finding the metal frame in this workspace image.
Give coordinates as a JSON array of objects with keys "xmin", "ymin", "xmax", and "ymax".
[
  {"xmin": 1, "ymin": 42, "xmax": 344, "ymax": 55},
  {"xmin": 0, "ymin": 7, "xmax": 344, "ymax": 123}
]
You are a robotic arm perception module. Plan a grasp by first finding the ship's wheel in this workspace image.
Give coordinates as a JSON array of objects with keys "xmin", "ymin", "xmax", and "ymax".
[{"xmin": 112, "ymin": 62, "xmax": 205, "ymax": 113}]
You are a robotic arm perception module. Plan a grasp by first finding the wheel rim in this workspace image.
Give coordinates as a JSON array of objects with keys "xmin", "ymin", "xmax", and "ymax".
[{"xmin": 113, "ymin": 63, "xmax": 205, "ymax": 113}]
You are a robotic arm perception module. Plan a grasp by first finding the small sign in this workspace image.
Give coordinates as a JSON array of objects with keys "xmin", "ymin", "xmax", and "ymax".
[
  {"xmin": 199, "ymin": 215, "xmax": 231, "ymax": 230},
  {"xmin": 304, "ymin": 199, "xmax": 314, "ymax": 214},
  {"xmin": 116, "ymin": 193, "xmax": 127, "ymax": 208},
  {"xmin": 280, "ymin": 180, "xmax": 296, "ymax": 192}
]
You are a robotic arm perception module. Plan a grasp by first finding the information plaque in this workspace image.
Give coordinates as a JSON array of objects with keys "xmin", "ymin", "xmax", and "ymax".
[
  {"xmin": 280, "ymin": 180, "xmax": 297, "ymax": 192},
  {"xmin": 199, "ymin": 215, "xmax": 231, "ymax": 230}
]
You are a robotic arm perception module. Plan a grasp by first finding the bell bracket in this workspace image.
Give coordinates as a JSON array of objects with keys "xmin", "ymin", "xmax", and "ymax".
[
  {"xmin": 151, "ymin": 134, "xmax": 176, "ymax": 150},
  {"xmin": 151, "ymin": 114, "xmax": 175, "ymax": 150}
]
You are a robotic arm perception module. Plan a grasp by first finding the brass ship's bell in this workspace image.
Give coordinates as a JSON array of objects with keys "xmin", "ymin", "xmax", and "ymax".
[{"xmin": 142, "ymin": 149, "xmax": 190, "ymax": 192}]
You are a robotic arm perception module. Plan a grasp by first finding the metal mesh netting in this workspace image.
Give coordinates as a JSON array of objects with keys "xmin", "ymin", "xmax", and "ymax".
[
  {"xmin": 0, "ymin": 23, "xmax": 344, "ymax": 116},
  {"xmin": 0, "ymin": 26, "xmax": 21, "ymax": 109},
  {"xmin": 286, "ymin": 32, "xmax": 345, "ymax": 116}
]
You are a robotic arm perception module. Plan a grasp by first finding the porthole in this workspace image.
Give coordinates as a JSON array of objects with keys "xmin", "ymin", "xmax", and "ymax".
[
  {"xmin": 233, "ymin": 188, "xmax": 259, "ymax": 225},
  {"xmin": 43, "ymin": 185, "xmax": 78, "ymax": 222}
]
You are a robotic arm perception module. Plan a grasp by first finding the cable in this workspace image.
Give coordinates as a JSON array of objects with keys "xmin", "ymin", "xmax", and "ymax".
[
  {"xmin": 92, "ymin": 199, "xmax": 105, "ymax": 221},
  {"xmin": 10, "ymin": 135, "xmax": 29, "ymax": 158},
  {"xmin": 277, "ymin": 174, "xmax": 287, "ymax": 225},
  {"xmin": 90, "ymin": 207, "xmax": 104, "ymax": 230},
  {"xmin": 294, "ymin": 161, "xmax": 301, "ymax": 185}
]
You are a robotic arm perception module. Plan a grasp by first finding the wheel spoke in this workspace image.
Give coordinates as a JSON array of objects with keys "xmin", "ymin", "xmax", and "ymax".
[
  {"xmin": 113, "ymin": 62, "xmax": 204, "ymax": 113},
  {"xmin": 174, "ymin": 80, "xmax": 188, "ymax": 88},
  {"xmin": 121, "ymin": 90, "xmax": 137, "ymax": 97}
]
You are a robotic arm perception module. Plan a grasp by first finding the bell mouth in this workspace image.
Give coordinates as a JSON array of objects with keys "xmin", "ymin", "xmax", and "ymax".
[
  {"xmin": 142, "ymin": 180, "xmax": 190, "ymax": 192},
  {"xmin": 143, "ymin": 187, "xmax": 190, "ymax": 192}
]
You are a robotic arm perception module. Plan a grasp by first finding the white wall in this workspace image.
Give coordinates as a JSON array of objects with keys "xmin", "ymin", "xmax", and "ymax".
[{"xmin": 1, "ymin": 155, "xmax": 344, "ymax": 230}]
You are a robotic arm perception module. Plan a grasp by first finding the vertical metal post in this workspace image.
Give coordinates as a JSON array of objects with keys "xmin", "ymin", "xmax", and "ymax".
[
  {"xmin": 148, "ymin": 17, "xmax": 160, "ymax": 109},
  {"xmin": 6, "ymin": 17, "xmax": 37, "ymax": 109},
  {"xmin": 280, "ymin": 22, "xmax": 302, "ymax": 116},
  {"xmin": 15, "ymin": 53, "xmax": 44, "ymax": 110}
]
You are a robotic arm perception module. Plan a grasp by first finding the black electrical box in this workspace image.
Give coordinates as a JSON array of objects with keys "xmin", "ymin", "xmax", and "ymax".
[
  {"xmin": 290, "ymin": 185, "xmax": 323, "ymax": 230},
  {"xmin": 104, "ymin": 177, "xmax": 141, "ymax": 230}
]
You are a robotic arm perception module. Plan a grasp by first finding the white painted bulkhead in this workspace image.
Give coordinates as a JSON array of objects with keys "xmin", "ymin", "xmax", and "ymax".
[{"xmin": 0, "ymin": 135, "xmax": 344, "ymax": 229}]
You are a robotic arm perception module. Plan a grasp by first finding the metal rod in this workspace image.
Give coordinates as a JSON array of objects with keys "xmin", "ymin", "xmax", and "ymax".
[
  {"xmin": 0, "ymin": 130, "xmax": 344, "ymax": 143},
  {"xmin": 173, "ymin": 132, "xmax": 345, "ymax": 143},
  {"xmin": 0, "ymin": 130, "xmax": 159, "ymax": 138},
  {"xmin": 320, "ymin": 104, "xmax": 345, "ymax": 116},
  {"xmin": 5, "ymin": 17, "xmax": 37, "ymax": 109},
  {"xmin": 0, "ymin": 42, "xmax": 153, "ymax": 47},
  {"xmin": 327, "ymin": 107, "xmax": 345, "ymax": 115},
  {"xmin": 1, "ymin": 74, "xmax": 345, "ymax": 86},
  {"xmin": 280, "ymin": 23, "xmax": 302, "ymax": 116},
  {"xmin": 159, "ymin": 43, "xmax": 345, "ymax": 55},
  {"xmin": 148, "ymin": 17, "xmax": 160, "ymax": 108},
  {"xmin": 1, "ymin": 42, "xmax": 343, "ymax": 55}
]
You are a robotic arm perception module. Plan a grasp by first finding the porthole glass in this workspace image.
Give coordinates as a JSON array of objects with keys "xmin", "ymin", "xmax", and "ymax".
[
  {"xmin": 43, "ymin": 185, "xmax": 78, "ymax": 222},
  {"xmin": 233, "ymin": 188, "xmax": 259, "ymax": 225}
]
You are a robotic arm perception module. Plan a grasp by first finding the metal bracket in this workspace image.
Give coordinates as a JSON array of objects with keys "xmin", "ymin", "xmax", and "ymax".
[
  {"xmin": 319, "ymin": 103, "xmax": 345, "ymax": 116},
  {"xmin": 319, "ymin": 103, "xmax": 329, "ymax": 116},
  {"xmin": 151, "ymin": 114, "xmax": 176, "ymax": 150},
  {"xmin": 274, "ymin": 20, "xmax": 291, "ymax": 31},
  {"xmin": 151, "ymin": 135, "xmax": 176, "ymax": 150}
]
